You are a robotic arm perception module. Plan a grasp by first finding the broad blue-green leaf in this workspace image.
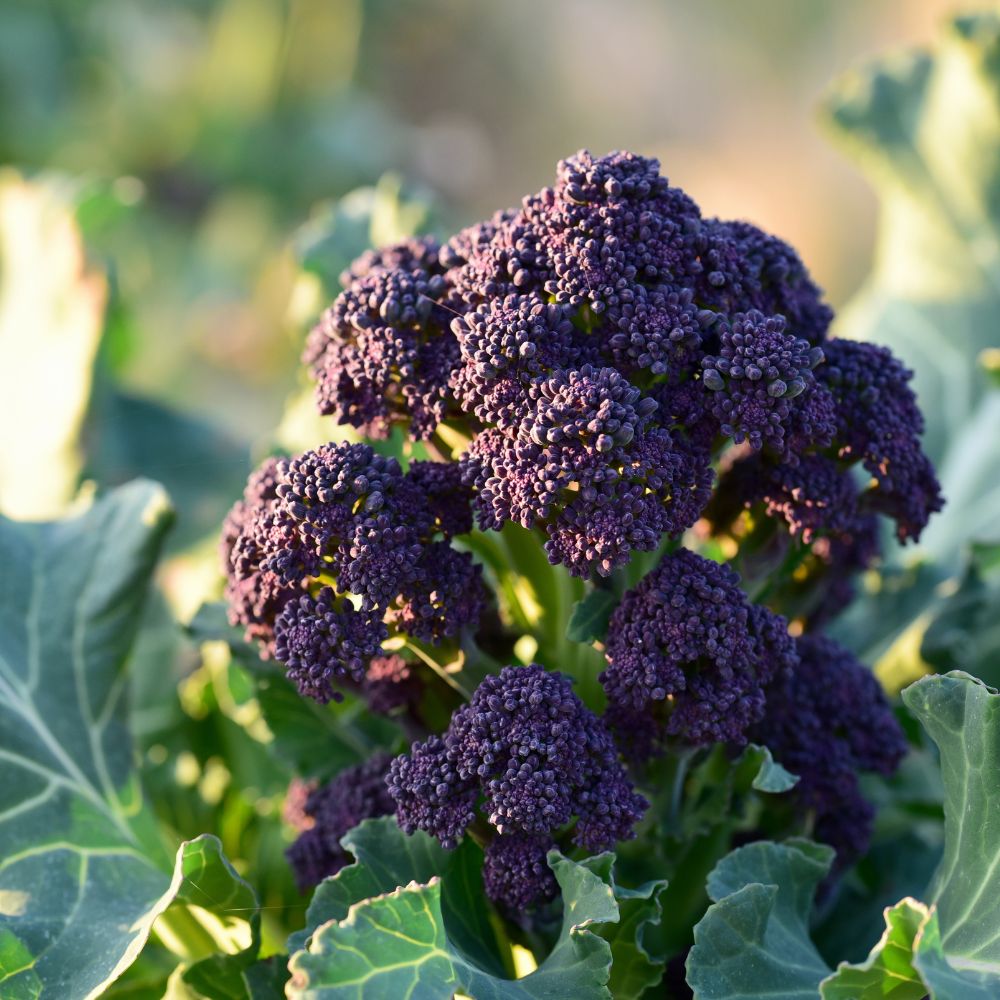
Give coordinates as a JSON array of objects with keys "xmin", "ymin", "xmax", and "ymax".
[
  {"xmin": 820, "ymin": 898, "xmax": 931, "ymax": 999},
  {"xmin": 288, "ymin": 817, "xmax": 502, "ymax": 975},
  {"xmin": 686, "ymin": 840, "xmax": 835, "ymax": 999},
  {"xmin": 823, "ymin": 12, "xmax": 1000, "ymax": 561},
  {"xmin": 911, "ymin": 906, "xmax": 998, "ymax": 1000},
  {"xmin": 0, "ymin": 484, "xmax": 266, "ymax": 998},
  {"xmin": 0, "ymin": 482, "xmax": 174, "ymax": 997},
  {"xmin": 689, "ymin": 674, "xmax": 1000, "ymax": 1000},
  {"xmin": 289, "ymin": 849, "xmax": 631, "ymax": 999},
  {"xmin": 901, "ymin": 671, "xmax": 1000, "ymax": 990}
]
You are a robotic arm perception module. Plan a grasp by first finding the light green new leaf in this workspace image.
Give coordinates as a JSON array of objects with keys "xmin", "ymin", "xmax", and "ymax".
[
  {"xmin": 288, "ymin": 879, "xmax": 458, "ymax": 999},
  {"xmin": 821, "ymin": 898, "xmax": 930, "ymax": 1000},
  {"xmin": 577, "ymin": 855, "xmax": 668, "ymax": 1000},
  {"xmin": 288, "ymin": 817, "xmax": 503, "ymax": 975},
  {"xmin": 686, "ymin": 840, "xmax": 834, "ymax": 999},
  {"xmin": 0, "ymin": 484, "xmax": 267, "ymax": 999},
  {"xmin": 823, "ymin": 12, "xmax": 1000, "ymax": 558},
  {"xmin": 148, "ymin": 835, "xmax": 268, "ymax": 1000}
]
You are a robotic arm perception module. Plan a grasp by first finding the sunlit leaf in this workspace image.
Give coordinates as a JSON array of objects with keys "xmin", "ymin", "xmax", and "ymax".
[{"xmin": 0, "ymin": 171, "xmax": 105, "ymax": 519}]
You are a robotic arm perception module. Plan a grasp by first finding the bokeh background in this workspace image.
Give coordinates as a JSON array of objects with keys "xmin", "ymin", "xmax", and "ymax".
[{"xmin": 0, "ymin": 0, "xmax": 965, "ymax": 445}]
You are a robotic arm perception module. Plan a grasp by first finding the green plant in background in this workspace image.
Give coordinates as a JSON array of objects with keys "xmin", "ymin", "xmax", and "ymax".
[
  {"xmin": 822, "ymin": 12, "xmax": 1000, "ymax": 686},
  {"xmin": 1, "ymin": 10, "xmax": 1000, "ymax": 1000}
]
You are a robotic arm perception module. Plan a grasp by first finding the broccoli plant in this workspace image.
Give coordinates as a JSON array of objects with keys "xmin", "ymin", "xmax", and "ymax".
[
  {"xmin": 6, "ymin": 16, "xmax": 1000, "ymax": 987},
  {"xmin": 208, "ymin": 148, "xmax": 949, "ymax": 994}
]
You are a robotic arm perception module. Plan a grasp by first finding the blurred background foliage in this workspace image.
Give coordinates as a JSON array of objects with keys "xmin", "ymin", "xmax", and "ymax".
[
  {"xmin": 0, "ymin": 0, "xmax": 972, "ymax": 447},
  {"xmin": 1, "ymin": 0, "xmax": 999, "ymax": 984}
]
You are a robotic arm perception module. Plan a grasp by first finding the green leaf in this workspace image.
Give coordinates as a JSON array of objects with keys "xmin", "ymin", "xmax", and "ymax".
[
  {"xmin": 911, "ymin": 906, "xmax": 999, "ymax": 1000},
  {"xmin": 820, "ymin": 898, "xmax": 931, "ymax": 1000},
  {"xmin": 0, "ymin": 484, "xmax": 266, "ymax": 998},
  {"xmin": 158, "ymin": 836, "xmax": 265, "ymax": 1000},
  {"xmin": 295, "ymin": 174, "xmax": 434, "ymax": 302},
  {"xmin": 566, "ymin": 590, "xmax": 618, "ymax": 644},
  {"xmin": 0, "ymin": 482, "xmax": 174, "ymax": 997},
  {"xmin": 902, "ymin": 672, "xmax": 1000, "ymax": 975},
  {"xmin": 188, "ymin": 601, "xmax": 394, "ymax": 781},
  {"xmin": 289, "ymin": 817, "xmax": 664, "ymax": 1000},
  {"xmin": 685, "ymin": 840, "xmax": 835, "ymax": 999},
  {"xmin": 921, "ymin": 551, "xmax": 1000, "ymax": 686},
  {"xmin": 578, "ymin": 855, "xmax": 668, "ymax": 1000},
  {"xmin": 289, "ymin": 848, "xmax": 635, "ymax": 999},
  {"xmin": 745, "ymin": 744, "xmax": 799, "ymax": 794},
  {"xmin": 679, "ymin": 743, "xmax": 797, "ymax": 841},
  {"xmin": 689, "ymin": 674, "xmax": 1000, "ymax": 1000},
  {"xmin": 288, "ymin": 879, "xmax": 458, "ymax": 998},
  {"xmin": 289, "ymin": 817, "xmax": 503, "ymax": 976},
  {"xmin": 823, "ymin": 12, "xmax": 1000, "ymax": 561}
]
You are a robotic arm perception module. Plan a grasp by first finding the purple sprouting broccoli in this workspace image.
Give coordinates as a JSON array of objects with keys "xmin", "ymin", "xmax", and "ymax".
[
  {"xmin": 700, "ymin": 310, "xmax": 826, "ymax": 456},
  {"xmin": 709, "ymin": 453, "xmax": 865, "ymax": 546},
  {"xmin": 750, "ymin": 634, "xmax": 907, "ymax": 869},
  {"xmin": 222, "ymin": 442, "xmax": 485, "ymax": 701},
  {"xmin": 819, "ymin": 339, "xmax": 943, "ymax": 542},
  {"xmin": 465, "ymin": 365, "xmax": 713, "ymax": 577},
  {"xmin": 450, "ymin": 294, "xmax": 586, "ymax": 429},
  {"xmin": 387, "ymin": 664, "xmax": 646, "ymax": 910},
  {"xmin": 303, "ymin": 238, "xmax": 462, "ymax": 440},
  {"xmin": 601, "ymin": 549, "xmax": 797, "ymax": 748},
  {"xmin": 219, "ymin": 151, "xmax": 946, "ymax": 924},
  {"xmin": 387, "ymin": 543, "xmax": 486, "ymax": 644},
  {"xmin": 483, "ymin": 833, "xmax": 559, "ymax": 913},
  {"xmin": 694, "ymin": 219, "xmax": 833, "ymax": 346},
  {"xmin": 294, "ymin": 149, "xmax": 937, "ymax": 581},
  {"xmin": 285, "ymin": 753, "xmax": 396, "ymax": 892}
]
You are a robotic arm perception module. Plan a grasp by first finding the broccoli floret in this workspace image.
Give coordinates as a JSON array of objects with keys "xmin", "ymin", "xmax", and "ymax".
[
  {"xmin": 221, "ymin": 442, "xmax": 484, "ymax": 700},
  {"xmin": 285, "ymin": 754, "xmax": 396, "ymax": 892},
  {"xmin": 750, "ymin": 635, "xmax": 907, "ymax": 869},
  {"xmin": 361, "ymin": 654, "xmax": 423, "ymax": 717},
  {"xmin": 387, "ymin": 664, "xmax": 646, "ymax": 909},
  {"xmin": 820, "ymin": 338, "xmax": 944, "ymax": 542},
  {"xmin": 700, "ymin": 310, "xmax": 825, "ymax": 455},
  {"xmin": 601, "ymin": 549, "xmax": 797, "ymax": 747}
]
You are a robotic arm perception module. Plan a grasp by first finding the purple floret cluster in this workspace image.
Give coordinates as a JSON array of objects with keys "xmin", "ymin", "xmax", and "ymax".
[
  {"xmin": 387, "ymin": 664, "xmax": 647, "ymax": 910},
  {"xmin": 749, "ymin": 635, "xmax": 907, "ymax": 867},
  {"xmin": 222, "ymin": 443, "xmax": 484, "ymax": 702},
  {"xmin": 298, "ymin": 148, "xmax": 939, "ymax": 582},
  {"xmin": 601, "ymin": 549, "xmax": 798, "ymax": 748},
  {"xmin": 219, "ymin": 150, "xmax": 943, "ymax": 911},
  {"xmin": 285, "ymin": 753, "xmax": 396, "ymax": 892}
]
